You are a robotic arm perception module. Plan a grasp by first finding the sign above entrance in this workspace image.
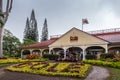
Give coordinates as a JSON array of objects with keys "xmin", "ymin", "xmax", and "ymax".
[{"xmin": 70, "ymin": 36, "xmax": 78, "ymax": 41}]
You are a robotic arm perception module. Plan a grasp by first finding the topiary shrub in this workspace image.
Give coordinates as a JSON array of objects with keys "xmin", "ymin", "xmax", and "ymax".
[
  {"xmin": 85, "ymin": 54, "xmax": 97, "ymax": 60},
  {"xmin": 100, "ymin": 53, "xmax": 115, "ymax": 60},
  {"xmin": 43, "ymin": 54, "xmax": 59, "ymax": 60}
]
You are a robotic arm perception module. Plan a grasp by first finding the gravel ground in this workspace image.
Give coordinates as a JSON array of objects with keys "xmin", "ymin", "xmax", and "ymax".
[{"xmin": 0, "ymin": 66, "xmax": 110, "ymax": 80}]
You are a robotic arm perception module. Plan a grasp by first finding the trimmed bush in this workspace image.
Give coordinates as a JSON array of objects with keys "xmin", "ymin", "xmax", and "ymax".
[
  {"xmin": 43, "ymin": 54, "xmax": 59, "ymax": 60},
  {"xmin": 26, "ymin": 54, "xmax": 39, "ymax": 59},
  {"xmin": 100, "ymin": 53, "xmax": 115, "ymax": 59},
  {"xmin": 85, "ymin": 54, "xmax": 97, "ymax": 60},
  {"xmin": 83, "ymin": 60, "xmax": 120, "ymax": 69}
]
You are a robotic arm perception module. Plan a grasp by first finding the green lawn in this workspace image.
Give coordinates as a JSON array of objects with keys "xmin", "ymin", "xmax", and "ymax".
[
  {"xmin": 0, "ymin": 63, "xmax": 14, "ymax": 68},
  {"xmin": 107, "ymin": 67, "xmax": 120, "ymax": 80}
]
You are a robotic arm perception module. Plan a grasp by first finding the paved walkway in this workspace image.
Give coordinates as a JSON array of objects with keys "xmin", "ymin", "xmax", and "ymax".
[
  {"xmin": 0, "ymin": 66, "xmax": 110, "ymax": 80},
  {"xmin": 0, "ymin": 66, "xmax": 7, "ymax": 75},
  {"xmin": 85, "ymin": 66, "xmax": 110, "ymax": 80}
]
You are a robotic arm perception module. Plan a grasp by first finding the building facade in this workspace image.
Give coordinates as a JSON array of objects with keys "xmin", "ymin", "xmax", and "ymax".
[{"xmin": 20, "ymin": 27, "xmax": 120, "ymax": 60}]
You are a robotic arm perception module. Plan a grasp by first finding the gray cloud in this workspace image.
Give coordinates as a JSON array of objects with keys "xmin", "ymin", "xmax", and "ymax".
[{"xmin": 4, "ymin": 0, "xmax": 120, "ymax": 41}]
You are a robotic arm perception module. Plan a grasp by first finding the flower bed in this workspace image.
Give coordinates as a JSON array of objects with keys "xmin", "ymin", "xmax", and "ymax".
[
  {"xmin": 83, "ymin": 60, "xmax": 120, "ymax": 69},
  {"xmin": 7, "ymin": 62, "xmax": 91, "ymax": 78}
]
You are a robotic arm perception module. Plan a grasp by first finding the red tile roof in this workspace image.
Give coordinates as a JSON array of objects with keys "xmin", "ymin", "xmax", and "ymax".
[
  {"xmin": 20, "ymin": 38, "xmax": 58, "ymax": 49},
  {"xmin": 94, "ymin": 32, "xmax": 120, "ymax": 43},
  {"xmin": 20, "ymin": 28, "xmax": 120, "ymax": 49}
]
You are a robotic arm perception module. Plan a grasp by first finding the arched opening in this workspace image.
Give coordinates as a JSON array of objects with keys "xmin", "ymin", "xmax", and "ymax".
[
  {"xmin": 66, "ymin": 47, "xmax": 82, "ymax": 61},
  {"xmin": 53, "ymin": 48, "xmax": 64, "ymax": 54},
  {"xmin": 32, "ymin": 50, "xmax": 41, "ymax": 57},
  {"xmin": 86, "ymin": 46, "xmax": 105, "ymax": 59},
  {"xmin": 109, "ymin": 47, "xmax": 120, "ymax": 55},
  {"xmin": 22, "ymin": 50, "xmax": 30, "ymax": 58},
  {"xmin": 53, "ymin": 48, "xmax": 64, "ymax": 60},
  {"xmin": 22, "ymin": 50, "xmax": 30, "ymax": 55},
  {"xmin": 42, "ymin": 49, "xmax": 49, "ymax": 55}
]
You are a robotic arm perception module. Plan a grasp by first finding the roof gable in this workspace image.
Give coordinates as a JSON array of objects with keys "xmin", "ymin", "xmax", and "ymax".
[{"xmin": 49, "ymin": 27, "xmax": 108, "ymax": 47}]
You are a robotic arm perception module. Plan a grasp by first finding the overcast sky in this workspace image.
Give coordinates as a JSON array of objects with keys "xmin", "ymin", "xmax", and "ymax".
[{"xmin": 4, "ymin": 0, "xmax": 120, "ymax": 42}]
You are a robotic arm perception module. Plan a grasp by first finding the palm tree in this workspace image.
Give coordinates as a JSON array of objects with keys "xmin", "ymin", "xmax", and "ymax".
[{"xmin": 0, "ymin": 0, "xmax": 13, "ymax": 58}]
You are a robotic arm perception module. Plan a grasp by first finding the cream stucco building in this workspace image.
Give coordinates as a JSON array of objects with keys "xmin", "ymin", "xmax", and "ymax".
[{"xmin": 20, "ymin": 27, "xmax": 120, "ymax": 60}]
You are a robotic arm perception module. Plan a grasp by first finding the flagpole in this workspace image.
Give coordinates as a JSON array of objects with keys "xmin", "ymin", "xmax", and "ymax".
[
  {"xmin": 82, "ymin": 19, "xmax": 83, "ymax": 31},
  {"xmin": 82, "ymin": 18, "xmax": 88, "ymax": 31},
  {"xmin": 82, "ymin": 22, "xmax": 83, "ymax": 31}
]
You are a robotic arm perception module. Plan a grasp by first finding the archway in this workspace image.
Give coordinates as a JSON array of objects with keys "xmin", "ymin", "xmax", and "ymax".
[
  {"xmin": 22, "ymin": 50, "xmax": 30, "ymax": 55},
  {"xmin": 32, "ymin": 50, "xmax": 41, "ymax": 57},
  {"xmin": 108, "ymin": 47, "xmax": 120, "ymax": 55},
  {"xmin": 42, "ymin": 49, "xmax": 49, "ymax": 55},
  {"xmin": 53, "ymin": 48, "xmax": 64, "ymax": 54},
  {"xmin": 53, "ymin": 48, "xmax": 64, "ymax": 60},
  {"xmin": 66, "ymin": 47, "xmax": 82, "ymax": 61},
  {"xmin": 86, "ymin": 46, "xmax": 105, "ymax": 59},
  {"xmin": 22, "ymin": 50, "xmax": 30, "ymax": 58}
]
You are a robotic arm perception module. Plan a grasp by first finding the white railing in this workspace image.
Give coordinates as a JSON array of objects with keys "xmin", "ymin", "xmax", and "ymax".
[
  {"xmin": 88, "ymin": 28, "xmax": 120, "ymax": 34},
  {"xmin": 50, "ymin": 28, "xmax": 120, "ymax": 38},
  {"xmin": 50, "ymin": 34, "xmax": 62, "ymax": 38}
]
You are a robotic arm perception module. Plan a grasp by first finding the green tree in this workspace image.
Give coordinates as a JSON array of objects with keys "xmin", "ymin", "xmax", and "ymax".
[
  {"xmin": 41, "ymin": 18, "xmax": 48, "ymax": 41},
  {"xmin": 0, "ymin": 0, "xmax": 13, "ymax": 58},
  {"xmin": 23, "ymin": 9, "xmax": 39, "ymax": 42},
  {"xmin": 3, "ymin": 29, "xmax": 21, "ymax": 57},
  {"xmin": 21, "ymin": 38, "xmax": 36, "ymax": 46},
  {"xmin": 23, "ymin": 18, "xmax": 31, "ymax": 40},
  {"xmin": 30, "ymin": 9, "xmax": 39, "ymax": 42}
]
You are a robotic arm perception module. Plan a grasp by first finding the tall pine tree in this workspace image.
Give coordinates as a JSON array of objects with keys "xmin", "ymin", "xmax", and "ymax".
[
  {"xmin": 23, "ymin": 9, "xmax": 39, "ymax": 42},
  {"xmin": 30, "ymin": 9, "xmax": 39, "ymax": 42},
  {"xmin": 23, "ymin": 17, "xmax": 31, "ymax": 40},
  {"xmin": 41, "ymin": 18, "xmax": 48, "ymax": 41}
]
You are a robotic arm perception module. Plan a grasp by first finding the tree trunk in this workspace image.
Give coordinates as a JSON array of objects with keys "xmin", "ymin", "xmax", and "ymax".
[
  {"xmin": 0, "ymin": 0, "xmax": 12, "ymax": 58},
  {"xmin": 0, "ymin": 27, "xmax": 3, "ymax": 57}
]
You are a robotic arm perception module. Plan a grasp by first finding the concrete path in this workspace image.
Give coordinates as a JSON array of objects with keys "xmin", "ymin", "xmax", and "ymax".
[
  {"xmin": 85, "ymin": 66, "xmax": 110, "ymax": 80},
  {"xmin": 0, "ymin": 66, "xmax": 7, "ymax": 75}
]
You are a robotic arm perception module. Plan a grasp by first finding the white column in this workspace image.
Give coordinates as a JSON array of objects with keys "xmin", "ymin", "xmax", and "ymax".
[
  {"xmin": 21, "ymin": 50, "xmax": 23, "ymax": 58},
  {"xmin": 63, "ymin": 48, "xmax": 66, "ymax": 60},
  {"xmin": 40, "ymin": 49, "xmax": 43, "ymax": 57},
  {"xmin": 30, "ymin": 50, "xmax": 32, "ymax": 54},
  {"xmin": 52, "ymin": 49, "xmax": 55, "ymax": 54},
  {"xmin": 82, "ymin": 49, "xmax": 86, "ymax": 60},
  {"xmin": 49, "ymin": 48, "xmax": 52, "ymax": 54},
  {"xmin": 105, "ymin": 44, "xmax": 108, "ymax": 53}
]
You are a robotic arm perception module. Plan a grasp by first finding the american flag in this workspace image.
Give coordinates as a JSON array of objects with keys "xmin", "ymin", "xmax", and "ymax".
[{"xmin": 82, "ymin": 19, "xmax": 89, "ymax": 24}]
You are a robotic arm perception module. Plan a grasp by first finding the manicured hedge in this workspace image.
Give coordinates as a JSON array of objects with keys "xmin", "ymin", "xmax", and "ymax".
[
  {"xmin": 100, "ymin": 53, "xmax": 115, "ymax": 59},
  {"xmin": 83, "ymin": 60, "xmax": 120, "ymax": 69},
  {"xmin": 85, "ymin": 54, "xmax": 97, "ymax": 60},
  {"xmin": 43, "ymin": 54, "xmax": 59, "ymax": 60},
  {"xmin": 7, "ymin": 62, "xmax": 91, "ymax": 78}
]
